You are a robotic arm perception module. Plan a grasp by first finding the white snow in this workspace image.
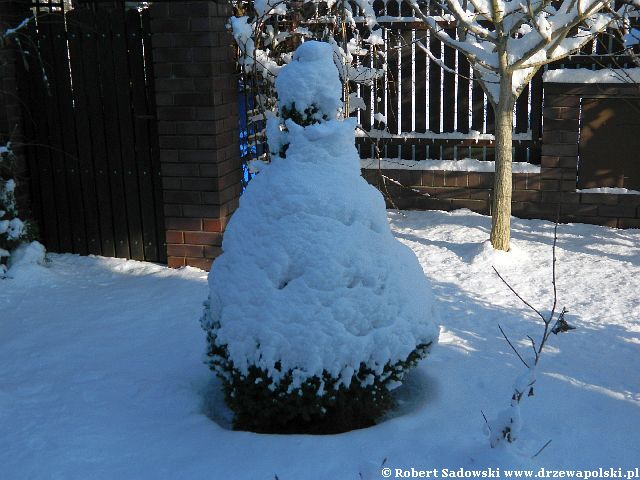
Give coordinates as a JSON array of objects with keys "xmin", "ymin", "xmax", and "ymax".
[
  {"xmin": 229, "ymin": 16, "xmax": 254, "ymax": 67},
  {"xmin": 6, "ymin": 241, "xmax": 46, "ymax": 278},
  {"xmin": 0, "ymin": 217, "xmax": 24, "ymax": 239},
  {"xmin": 361, "ymin": 158, "xmax": 541, "ymax": 173},
  {"xmin": 2, "ymin": 210, "xmax": 640, "ymax": 478},
  {"xmin": 254, "ymin": 0, "xmax": 287, "ymax": 17},
  {"xmin": 374, "ymin": 112, "xmax": 387, "ymax": 124},
  {"xmin": 543, "ymin": 68, "xmax": 640, "ymax": 84},
  {"xmin": 348, "ymin": 93, "xmax": 367, "ymax": 113},
  {"xmin": 577, "ymin": 187, "xmax": 640, "ymax": 195}
]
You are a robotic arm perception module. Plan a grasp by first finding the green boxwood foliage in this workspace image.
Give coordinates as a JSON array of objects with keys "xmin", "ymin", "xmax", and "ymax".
[{"xmin": 205, "ymin": 323, "xmax": 433, "ymax": 434}]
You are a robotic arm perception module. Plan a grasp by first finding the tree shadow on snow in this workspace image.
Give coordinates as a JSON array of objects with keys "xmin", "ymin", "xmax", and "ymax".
[
  {"xmin": 389, "ymin": 209, "xmax": 640, "ymax": 267},
  {"xmin": 510, "ymin": 218, "xmax": 640, "ymax": 267}
]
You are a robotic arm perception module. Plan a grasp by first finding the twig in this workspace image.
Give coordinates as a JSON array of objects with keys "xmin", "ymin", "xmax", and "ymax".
[
  {"xmin": 481, "ymin": 410, "xmax": 490, "ymax": 428},
  {"xmin": 549, "ymin": 220, "xmax": 559, "ymax": 323},
  {"xmin": 489, "ymin": 220, "xmax": 573, "ymax": 446},
  {"xmin": 526, "ymin": 334, "xmax": 538, "ymax": 362},
  {"xmin": 498, "ymin": 324, "xmax": 530, "ymax": 368},
  {"xmin": 532, "ymin": 439, "xmax": 553, "ymax": 458},
  {"xmin": 492, "ymin": 266, "xmax": 546, "ymax": 323},
  {"xmin": 536, "ymin": 220, "xmax": 560, "ymax": 357}
]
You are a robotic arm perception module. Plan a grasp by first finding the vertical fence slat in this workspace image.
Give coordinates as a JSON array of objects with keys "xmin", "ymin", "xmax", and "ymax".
[
  {"xmin": 428, "ymin": 32, "xmax": 441, "ymax": 135},
  {"xmin": 456, "ymin": 50, "xmax": 470, "ymax": 160},
  {"xmin": 376, "ymin": 40, "xmax": 388, "ymax": 158},
  {"xmin": 357, "ymin": 23, "xmax": 372, "ymax": 158},
  {"xmin": 385, "ymin": 29, "xmax": 400, "ymax": 158},
  {"xmin": 95, "ymin": 8, "xmax": 130, "ymax": 259},
  {"xmin": 428, "ymin": 30, "xmax": 441, "ymax": 160},
  {"xmin": 400, "ymin": 29, "xmax": 413, "ymax": 159},
  {"xmin": 29, "ymin": 21, "xmax": 60, "ymax": 251},
  {"xmin": 40, "ymin": 13, "xmax": 73, "ymax": 252},
  {"xmin": 442, "ymin": 27, "xmax": 456, "ymax": 159},
  {"xmin": 49, "ymin": 11, "xmax": 88, "ymax": 255},
  {"xmin": 471, "ymin": 72, "xmax": 484, "ymax": 131},
  {"xmin": 442, "ymin": 28, "xmax": 456, "ymax": 133},
  {"xmin": 414, "ymin": 31, "xmax": 427, "ymax": 161},
  {"xmin": 110, "ymin": 7, "xmax": 145, "ymax": 261},
  {"xmin": 80, "ymin": 8, "xmax": 117, "ymax": 257},
  {"xmin": 22, "ymin": 23, "xmax": 49, "ymax": 248},
  {"xmin": 470, "ymin": 68, "xmax": 485, "ymax": 160},
  {"xmin": 456, "ymin": 51, "xmax": 470, "ymax": 134},
  {"xmin": 127, "ymin": 8, "xmax": 160, "ymax": 262},
  {"xmin": 141, "ymin": 8, "xmax": 167, "ymax": 263},
  {"xmin": 66, "ymin": 8, "xmax": 102, "ymax": 256}
]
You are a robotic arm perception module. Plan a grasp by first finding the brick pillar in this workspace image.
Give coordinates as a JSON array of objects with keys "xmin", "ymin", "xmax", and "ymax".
[
  {"xmin": 0, "ymin": 0, "xmax": 32, "ymax": 216},
  {"xmin": 540, "ymin": 82, "xmax": 640, "ymax": 228},
  {"xmin": 149, "ymin": 1, "xmax": 242, "ymax": 270}
]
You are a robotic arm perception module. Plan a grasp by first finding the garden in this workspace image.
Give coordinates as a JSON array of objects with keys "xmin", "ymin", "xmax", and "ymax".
[{"xmin": 1, "ymin": 0, "xmax": 640, "ymax": 478}]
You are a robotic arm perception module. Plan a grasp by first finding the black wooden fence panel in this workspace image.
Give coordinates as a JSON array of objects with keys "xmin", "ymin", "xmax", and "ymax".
[{"xmin": 20, "ymin": 3, "xmax": 166, "ymax": 263}]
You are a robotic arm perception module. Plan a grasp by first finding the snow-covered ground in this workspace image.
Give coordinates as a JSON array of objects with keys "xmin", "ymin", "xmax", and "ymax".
[{"xmin": 1, "ymin": 209, "xmax": 639, "ymax": 479}]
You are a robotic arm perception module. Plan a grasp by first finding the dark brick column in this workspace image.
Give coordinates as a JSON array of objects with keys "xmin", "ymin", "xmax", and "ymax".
[
  {"xmin": 540, "ymin": 84, "xmax": 581, "ymax": 197},
  {"xmin": 149, "ymin": 1, "xmax": 241, "ymax": 270},
  {"xmin": 0, "ymin": 0, "xmax": 32, "ymax": 216}
]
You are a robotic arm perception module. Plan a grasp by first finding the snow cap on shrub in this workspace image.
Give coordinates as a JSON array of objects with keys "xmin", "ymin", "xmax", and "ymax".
[{"xmin": 275, "ymin": 41, "xmax": 342, "ymax": 122}]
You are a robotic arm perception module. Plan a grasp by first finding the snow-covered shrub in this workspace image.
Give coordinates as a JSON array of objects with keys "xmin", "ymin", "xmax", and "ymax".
[
  {"xmin": 201, "ymin": 41, "xmax": 439, "ymax": 434},
  {"xmin": 1, "ymin": 144, "xmax": 35, "ymax": 277}
]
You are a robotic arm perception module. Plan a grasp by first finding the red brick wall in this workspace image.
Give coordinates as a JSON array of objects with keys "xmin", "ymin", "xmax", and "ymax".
[
  {"xmin": 362, "ymin": 169, "xmax": 541, "ymax": 218},
  {"xmin": 149, "ymin": 1, "xmax": 242, "ymax": 270}
]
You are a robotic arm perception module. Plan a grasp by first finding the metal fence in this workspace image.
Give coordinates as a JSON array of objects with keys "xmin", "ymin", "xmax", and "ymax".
[{"xmin": 238, "ymin": 0, "xmax": 639, "ymax": 167}]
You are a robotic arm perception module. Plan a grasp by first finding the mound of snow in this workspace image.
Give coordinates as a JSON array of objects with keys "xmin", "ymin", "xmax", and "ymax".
[{"xmin": 5, "ymin": 241, "xmax": 47, "ymax": 280}]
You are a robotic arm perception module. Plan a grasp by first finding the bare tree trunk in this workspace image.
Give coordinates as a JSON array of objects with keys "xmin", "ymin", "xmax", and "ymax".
[{"xmin": 490, "ymin": 73, "xmax": 516, "ymax": 252}]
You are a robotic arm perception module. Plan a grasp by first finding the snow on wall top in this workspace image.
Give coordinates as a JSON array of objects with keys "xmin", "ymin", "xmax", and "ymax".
[
  {"xmin": 543, "ymin": 68, "xmax": 640, "ymax": 84},
  {"xmin": 358, "ymin": 128, "xmax": 533, "ymax": 142},
  {"xmin": 577, "ymin": 187, "xmax": 640, "ymax": 195},
  {"xmin": 203, "ymin": 41, "xmax": 439, "ymax": 390},
  {"xmin": 361, "ymin": 158, "xmax": 541, "ymax": 174}
]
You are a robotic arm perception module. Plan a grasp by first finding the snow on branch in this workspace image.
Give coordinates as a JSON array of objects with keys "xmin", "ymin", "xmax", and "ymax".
[
  {"xmin": 401, "ymin": 0, "xmax": 637, "ymax": 103},
  {"xmin": 0, "ymin": 15, "xmax": 33, "ymax": 44}
]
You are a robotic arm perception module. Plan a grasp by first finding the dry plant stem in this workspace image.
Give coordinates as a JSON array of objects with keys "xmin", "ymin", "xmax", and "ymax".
[
  {"xmin": 493, "ymin": 222, "xmax": 563, "ymax": 367},
  {"xmin": 492, "ymin": 266, "xmax": 546, "ymax": 323},
  {"xmin": 536, "ymin": 221, "xmax": 560, "ymax": 360},
  {"xmin": 532, "ymin": 439, "xmax": 553, "ymax": 458},
  {"xmin": 490, "ymin": 222, "xmax": 572, "ymax": 445},
  {"xmin": 498, "ymin": 324, "xmax": 530, "ymax": 368}
]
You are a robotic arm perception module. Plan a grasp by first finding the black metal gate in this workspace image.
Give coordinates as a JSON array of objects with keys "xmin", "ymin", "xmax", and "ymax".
[{"xmin": 19, "ymin": 0, "xmax": 166, "ymax": 262}]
